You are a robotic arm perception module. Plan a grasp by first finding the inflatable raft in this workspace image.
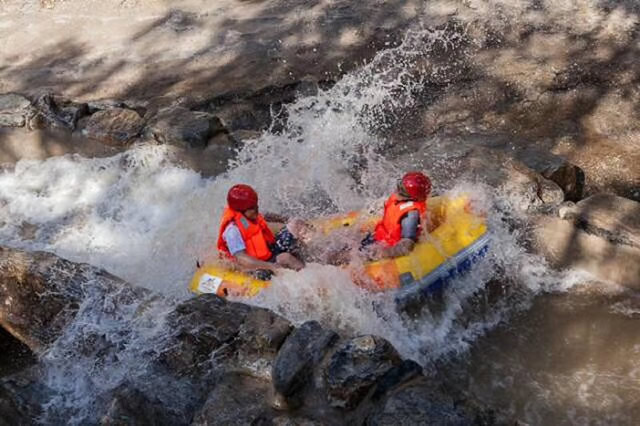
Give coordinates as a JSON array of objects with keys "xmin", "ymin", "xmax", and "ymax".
[{"xmin": 190, "ymin": 195, "xmax": 489, "ymax": 306}]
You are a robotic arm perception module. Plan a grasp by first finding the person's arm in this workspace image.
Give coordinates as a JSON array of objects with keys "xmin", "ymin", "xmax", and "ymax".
[
  {"xmin": 365, "ymin": 212, "xmax": 420, "ymax": 259},
  {"xmin": 234, "ymin": 251, "xmax": 280, "ymax": 272},
  {"xmin": 380, "ymin": 210, "xmax": 419, "ymax": 257},
  {"xmin": 223, "ymin": 224, "xmax": 279, "ymax": 272},
  {"xmin": 377, "ymin": 239, "xmax": 415, "ymax": 258}
]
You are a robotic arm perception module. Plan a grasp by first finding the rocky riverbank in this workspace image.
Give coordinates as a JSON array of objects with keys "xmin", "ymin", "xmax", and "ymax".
[{"xmin": 0, "ymin": 246, "xmax": 501, "ymax": 424}]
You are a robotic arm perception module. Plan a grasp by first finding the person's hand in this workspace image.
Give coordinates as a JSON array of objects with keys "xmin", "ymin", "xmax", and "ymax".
[
  {"xmin": 392, "ymin": 239, "xmax": 415, "ymax": 257},
  {"xmin": 287, "ymin": 218, "xmax": 314, "ymax": 242},
  {"xmin": 361, "ymin": 243, "xmax": 382, "ymax": 261}
]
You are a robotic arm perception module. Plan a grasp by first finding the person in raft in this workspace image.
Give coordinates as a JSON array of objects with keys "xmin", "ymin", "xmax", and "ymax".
[
  {"xmin": 361, "ymin": 171, "xmax": 432, "ymax": 259},
  {"xmin": 217, "ymin": 184, "xmax": 305, "ymax": 279}
]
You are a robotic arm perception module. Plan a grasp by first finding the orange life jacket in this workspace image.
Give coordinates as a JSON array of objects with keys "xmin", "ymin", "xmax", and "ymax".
[
  {"xmin": 217, "ymin": 207, "xmax": 276, "ymax": 261},
  {"xmin": 373, "ymin": 193, "xmax": 426, "ymax": 246}
]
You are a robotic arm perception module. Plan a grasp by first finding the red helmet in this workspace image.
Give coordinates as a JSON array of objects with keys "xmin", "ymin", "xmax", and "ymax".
[
  {"xmin": 227, "ymin": 184, "xmax": 258, "ymax": 211},
  {"xmin": 400, "ymin": 172, "xmax": 431, "ymax": 201}
]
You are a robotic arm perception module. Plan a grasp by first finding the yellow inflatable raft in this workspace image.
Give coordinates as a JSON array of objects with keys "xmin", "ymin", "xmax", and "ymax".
[{"xmin": 190, "ymin": 195, "xmax": 489, "ymax": 305}]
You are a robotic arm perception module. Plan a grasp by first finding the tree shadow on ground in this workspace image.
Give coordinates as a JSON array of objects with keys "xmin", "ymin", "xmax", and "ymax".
[
  {"xmin": 0, "ymin": 0, "xmax": 420, "ymax": 106},
  {"xmin": 379, "ymin": 1, "xmax": 640, "ymax": 201}
]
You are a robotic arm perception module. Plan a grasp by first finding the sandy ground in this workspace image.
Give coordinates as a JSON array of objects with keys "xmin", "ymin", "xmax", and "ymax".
[{"xmin": 0, "ymin": 0, "xmax": 422, "ymax": 104}]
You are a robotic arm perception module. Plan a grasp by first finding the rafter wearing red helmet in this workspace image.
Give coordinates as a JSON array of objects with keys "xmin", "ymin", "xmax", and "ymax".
[
  {"xmin": 217, "ymin": 184, "xmax": 304, "ymax": 276},
  {"xmin": 363, "ymin": 171, "xmax": 432, "ymax": 259}
]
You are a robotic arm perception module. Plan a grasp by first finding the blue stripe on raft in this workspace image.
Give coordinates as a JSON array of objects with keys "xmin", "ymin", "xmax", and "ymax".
[{"xmin": 394, "ymin": 233, "xmax": 491, "ymax": 305}]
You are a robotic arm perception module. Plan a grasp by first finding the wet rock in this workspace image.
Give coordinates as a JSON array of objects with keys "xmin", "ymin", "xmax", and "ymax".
[
  {"xmin": 560, "ymin": 193, "xmax": 640, "ymax": 249},
  {"xmin": 479, "ymin": 151, "xmax": 565, "ymax": 210},
  {"xmin": 192, "ymin": 373, "xmax": 272, "ymax": 426},
  {"xmin": 240, "ymin": 307, "xmax": 292, "ymax": 354},
  {"xmin": 0, "ymin": 327, "xmax": 36, "ymax": 378},
  {"xmin": 100, "ymin": 384, "xmax": 185, "ymax": 426},
  {"xmin": 146, "ymin": 107, "xmax": 224, "ymax": 149},
  {"xmin": 0, "ymin": 248, "xmax": 84, "ymax": 351},
  {"xmin": 30, "ymin": 93, "xmax": 88, "ymax": 130},
  {"xmin": 325, "ymin": 335, "xmax": 402, "ymax": 409},
  {"xmin": 229, "ymin": 129, "xmax": 263, "ymax": 143},
  {"xmin": 535, "ymin": 194, "xmax": 640, "ymax": 290},
  {"xmin": 271, "ymin": 416, "xmax": 323, "ymax": 426},
  {"xmin": 159, "ymin": 295, "xmax": 291, "ymax": 378},
  {"xmin": 200, "ymin": 80, "xmax": 320, "ymax": 133},
  {"xmin": 0, "ymin": 390, "xmax": 35, "ymax": 425},
  {"xmin": 369, "ymin": 359, "xmax": 423, "ymax": 400},
  {"xmin": 0, "ymin": 93, "xmax": 32, "ymax": 127},
  {"xmin": 533, "ymin": 215, "xmax": 640, "ymax": 290},
  {"xmin": 0, "ymin": 374, "xmax": 42, "ymax": 426},
  {"xmin": 175, "ymin": 132, "xmax": 240, "ymax": 177},
  {"xmin": 514, "ymin": 148, "xmax": 585, "ymax": 201},
  {"xmin": 212, "ymin": 101, "xmax": 274, "ymax": 132},
  {"xmin": 535, "ymin": 177, "xmax": 565, "ymax": 206},
  {"xmin": 87, "ymin": 99, "xmax": 127, "ymax": 113},
  {"xmin": 86, "ymin": 99, "xmax": 148, "ymax": 118},
  {"xmin": 159, "ymin": 295, "xmax": 250, "ymax": 376},
  {"xmin": 0, "ymin": 247, "xmax": 136, "ymax": 352},
  {"xmin": 272, "ymin": 321, "xmax": 338, "ymax": 397},
  {"xmin": 366, "ymin": 377, "xmax": 483, "ymax": 426},
  {"xmin": 80, "ymin": 108, "xmax": 145, "ymax": 147},
  {"xmin": 237, "ymin": 307, "xmax": 293, "ymax": 373}
]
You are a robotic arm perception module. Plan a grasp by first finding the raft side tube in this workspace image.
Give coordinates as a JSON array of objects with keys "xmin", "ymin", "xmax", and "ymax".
[
  {"xmin": 190, "ymin": 265, "xmax": 270, "ymax": 298},
  {"xmin": 394, "ymin": 233, "xmax": 491, "ymax": 309}
]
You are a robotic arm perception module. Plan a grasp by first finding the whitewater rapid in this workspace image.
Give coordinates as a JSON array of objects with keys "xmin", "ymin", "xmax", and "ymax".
[{"xmin": 0, "ymin": 24, "xmax": 581, "ymax": 363}]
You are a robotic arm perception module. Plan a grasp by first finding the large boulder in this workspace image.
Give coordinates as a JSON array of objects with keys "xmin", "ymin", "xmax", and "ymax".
[
  {"xmin": 533, "ymin": 215, "xmax": 640, "ymax": 290},
  {"xmin": 325, "ymin": 335, "xmax": 402, "ymax": 409},
  {"xmin": 146, "ymin": 107, "xmax": 225, "ymax": 149},
  {"xmin": 30, "ymin": 93, "xmax": 89, "ymax": 130},
  {"xmin": 99, "ymin": 384, "xmax": 185, "ymax": 426},
  {"xmin": 513, "ymin": 148, "xmax": 585, "ymax": 202},
  {"xmin": 559, "ymin": 193, "xmax": 640, "ymax": 249},
  {"xmin": 191, "ymin": 373, "xmax": 272, "ymax": 426},
  {"xmin": 80, "ymin": 108, "xmax": 145, "ymax": 147},
  {"xmin": 0, "ymin": 94, "xmax": 32, "ymax": 127},
  {"xmin": 0, "ymin": 248, "xmax": 86, "ymax": 352},
  {"xmin": 366, "ymin": 377, "xmax": 487, "ymax": 426},
  {"xmin": 238, "ymin": 306, "xmax": 294, "ymax": 372},
  {"xmin": 158, "ymin": 295, "xmax": 291, "ymax": 378},
  {"xmin": 272, "ymin": 320, "xmax": 338, "ymax": 397},
  {"xmin": 0, "ymin": 247, "xmax": 145, "ymax": 352}
]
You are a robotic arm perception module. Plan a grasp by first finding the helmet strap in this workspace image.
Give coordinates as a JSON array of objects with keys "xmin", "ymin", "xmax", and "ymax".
[{"xmin": 397, "ymin": 182, "xmax": 411, "ymax": 199}]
